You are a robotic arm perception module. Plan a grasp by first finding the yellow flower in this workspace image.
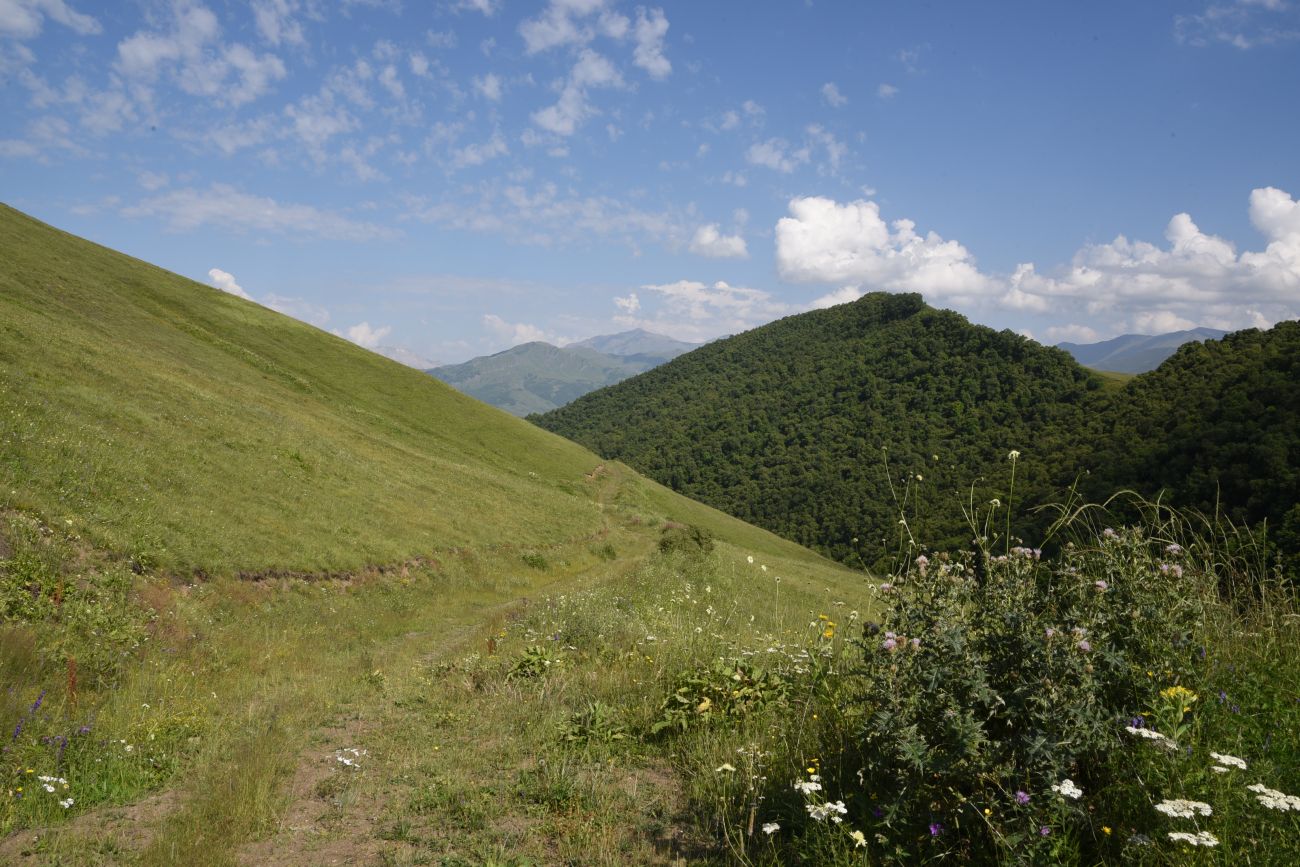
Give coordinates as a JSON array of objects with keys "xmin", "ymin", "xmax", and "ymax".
[
  {"xmin": 983, "ymin": 808, "xmax": 992, "ymax": 816},
  {"xmin": 1102, "ymin": 826, "xmax": 1112, "ymax": 836},
  {"xmin": 823, "ymin": 628, "xmax": 834, "ymax": 639}
]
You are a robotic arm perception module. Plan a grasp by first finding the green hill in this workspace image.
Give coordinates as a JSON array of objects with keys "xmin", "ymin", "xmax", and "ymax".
[
  {"xmin": 1058, "ymin": 327, "xmax": 1228, "ymax": 374},
  {"xmin": 0, "ymin": 204, "xmax": 816, "ymax": 575},
  {"xmin": 535, "ymin": 293, "xmax": 1102, "ymax": 565}
]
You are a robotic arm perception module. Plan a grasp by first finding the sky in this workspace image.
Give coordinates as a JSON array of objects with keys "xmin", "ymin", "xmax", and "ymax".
[{"xmin": 3, "ymin": 0, "xmax": 1299, "ymax": 366}]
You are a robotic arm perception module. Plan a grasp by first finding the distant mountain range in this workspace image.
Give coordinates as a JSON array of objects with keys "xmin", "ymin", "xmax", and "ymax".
[
  {"xmin": 1057, "ymin": 328, "xmax": 1227, "ymax": 373},
  {"xmin": 428, "ymin": 328, "xmax": 697, "ymax": 416}
]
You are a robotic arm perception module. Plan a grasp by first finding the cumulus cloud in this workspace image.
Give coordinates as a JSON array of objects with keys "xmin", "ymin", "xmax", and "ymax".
[
  {"xmin": 116, "ymin": 0, "xmax": 286, "ymax": 107},
  {"xmin": 688, "ymin": 223, "xmax": 748, "ymax": 259},
  {"xmin": 613, "ymin": 280, "xmax": 793, "ymax": 343},
  {"xmin": 878, "ymin": 82, "xmax": 899, "ymax": 98},
  {"xmin": 251, "ymin": 0, "xmax": 304, "ymax": 47},
  {"xmin": 632, "ymin": 7, "xmax": 671, "ymax": 79},
  {"xmin": 207, "ymin": 267, "xmax": 252, "ymax": 299},
  {"xmin": 776, "ymin": 196, "xmax": 995, "ymax": 301},
  {"xmin": 519, "ymin": 0, "xmax": 628, "ymax": 54},
  {"xmin": 531, "ymin": 48, "xmax": 623, "ymax": 135},
  {"xmin": 776, "ymin": 188, "xmax": 1300, "ymax": 334},
  {"xmin": 474, "ymin": 71, "xmax": 503, "ymax": 101},
  {"xmin": 821, "ymin": 82, "xmax": 847, "ymax": 106},
  {"xmin": 124, "ymin": 183, "xmax": 401, "ymax": 242},
  {"xmin": 346, "ymin": 321, "xmax": 392, "ymax": 349},
  {"xmin": 613, "ymin": 291, "xmax": 640, "ymax": 313},
  {"xmin": 746, "ymin": 138, "xmax": 810, "ymax": 173},
  {"xmin": 809, "ymin": 286, "xmax": 864, "ymax": 309},
  {"xmin": 450, "ymin": 132, "xmax": 508, "ymax": 169},
  {"xmin": 483, "ymin": 313, "xmax": 550, "ymax": 345},
  {"xmin": 453, "ymin": 0, "xmax": 499, "ymax": 15},
  {"xmin": 0, "ymin": 0, "xmax": 100, "ymax": 39}
]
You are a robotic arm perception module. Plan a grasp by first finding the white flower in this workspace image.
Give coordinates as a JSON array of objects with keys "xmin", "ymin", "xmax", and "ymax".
[
  {"xmin": 793, "ymin": 777, "xmax": 823, "ymax": 795},
  {"xmin": 1247, "ymin": 783, "xmax": 1300, "ymax": 812},
  {"xmin": 806, "ymin": 799, "xmax": 848, "ymax": 822},
  {"xmin": 1210, "ymin": 752, "xmax": 1247, "ymax": 770},
  {"xmin": 1211, "ymin": 765, "xmax": 1230, "ymax": 774},
  {"xmin": 1008, "ymin": 450, "xmax": 1021, "ymax": 461},
  {"xmin": 43, "ymin": 784, "xmax": 55, "ymax": 793},
  {"xmin": 762, "ymin": 821, "xmax": 780, "ymax": 835},
  {"xmin": 1155, "ymin": 799, "xmax": 1213, "ymax": 819},
  {"xmin": 1124, "ymin": 726, "xmax": 1178, "ymax": 750},
  {"xmin": 59, "ymin": 798, "xmax": 74, "ymax": 809},
  {"xmin": 747, "ymin": 555, "xmax": 754, "ymax": 564},
  {"xmin": 715, "ymin": 763, "xmax": 736, "ymax": 773},
  {"xmin": 1167, "ymin": 831, "xmax": 1219, "ymax": 847},
  {"xmin": 849, "ymin": 829, "xmax": 867, "ymax": 848},
  {"xmin": 1051, "ymin": 779, "xmax": 1083, "ymax": 800}
]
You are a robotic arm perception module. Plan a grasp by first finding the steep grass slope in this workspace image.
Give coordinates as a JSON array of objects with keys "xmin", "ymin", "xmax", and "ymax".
[{"xmin": 0, "ymin": 205, "xmax": 816, "ymax": 575}]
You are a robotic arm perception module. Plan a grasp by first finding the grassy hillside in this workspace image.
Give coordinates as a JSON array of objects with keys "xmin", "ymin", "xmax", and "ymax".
[
  {"xmin": 0, "ymin": 205, "xmax": 805, "ymax": 576},
  {"xmin": 536, "ymin": 293, "xmax": 1103, "ymax": 566}
]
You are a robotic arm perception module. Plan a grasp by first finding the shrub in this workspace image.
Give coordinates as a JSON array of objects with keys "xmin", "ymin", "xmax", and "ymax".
[{"xmin": 657, "ymin": 523, "xmax": 715, "ymax": 557}]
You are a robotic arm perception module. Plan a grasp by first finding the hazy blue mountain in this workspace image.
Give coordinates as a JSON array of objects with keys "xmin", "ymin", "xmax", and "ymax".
[
  {"xmin": 570, "ymin": 328, "xmax": 698, "ymax": 360},
  {"xmin": 428, "ymin": 330, "xmax": 696, "ymax": 416},
  {"xmin": 1057, "ymin": 328, "xmax": 1227, "ymax": 373}
]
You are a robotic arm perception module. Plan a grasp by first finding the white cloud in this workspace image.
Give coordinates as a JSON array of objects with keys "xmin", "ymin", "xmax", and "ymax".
[
  {"xmin": 483, "ymin": 313, "xmax": 549, "ymax": 344},
  {"xmin": 251, "ymin": 0, "xmax": 303, "ymax": 47},
  {"xmin": 531, "ymin": 48, "xmax": 623, "ymax": 136},
  {"xmin": 450, "ymin": 132, "xmax": 508, "ymax": 169},
  {"xmin": 746, "ymin": 138, "xmax": 810, "ymax": 173},
  {"xmin": 474, "ymin": 72, "xmax": 503, "ymax": 101},
  {"xmin": 116, "ymin": 0, "xmax": 286, "ymax": 108},
  {"xmin": 775, "ymin": 196, "xmax": 997, "ymax": 301},
  {"xmin": 776, "ymin": 188, "xmax": 1300, "ymax": 335},
  {"xmin": 519, "ymin": 0, "xmax": 619, "ymax": 54},
  {"xmin": 378, "ymin": 63, "xmax": 404, "ymax": 100},
  {"xmin": 878, "ymin": 82, "xmax": 899, "ymax": 99},
  {"xmin": 821, "ymin": 82, "xmax": 847, "ymax": 107},
  {"xmin": 0, "ymin": 0, "xmax": 100, "ymax": 39},
  {"xmin": 809, "ymin": 286, "xmax": 863, "ymax": 309},
  {"xmin": 689, "ymin": 223, "xmax": 748, "ymax": 259},
  {"xmin": 632, "ymin": 7, "xmax": 671, "ymax": 79},
  {"xmin": 1175, "ymin": 1, "xmax": 1300, "ymax": 49},
  {"xmin": 138, "ymin": 170, "xmax": 170, "ymax": 190},
  {"xmin": 720, "ymin": 170, "xmax": 747, "ymax": 187},
  {"xmin": 207, "ymin": 267, "xmax": 252, "ymax": 299},
  {"xmin": 346, "ymin": 321, "xmax": 392, "ymax": 349},
  {"xmin": 614, "ymin": 280, "xmax": 792, "ymax": 343},
  {"xmin": 453, "ymin": 0, "xmax": 499, "ymax": 15},
  {"xmin": 124, "ymin": 183, "xmax": 401, "ymax": 242},
  {"xmin": 806, "ymin": 124, "xmax": 847, "ymax": 172},
  {"xmin": 719, "ymin": 110, "xmax": 740, "ymax": 131},
  {"xmin": 613, "ymin": 292, "xmax": 640, "ymax": 313}
]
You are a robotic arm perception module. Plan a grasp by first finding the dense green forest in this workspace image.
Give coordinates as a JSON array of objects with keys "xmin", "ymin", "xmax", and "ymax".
[{"xmin": 535, "ymin": 294, "xmax": 1299, "ymax": 572}]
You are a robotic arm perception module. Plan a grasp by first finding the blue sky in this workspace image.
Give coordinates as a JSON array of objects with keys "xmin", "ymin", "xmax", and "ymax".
[{"xmin": 3, "ymin": 0, "xmax": 1299, "ymax": 365}]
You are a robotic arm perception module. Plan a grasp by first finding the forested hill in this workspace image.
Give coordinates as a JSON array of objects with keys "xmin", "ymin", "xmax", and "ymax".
[
  {"xmin": 534, "ymin": 293, "xmax": 1103, "ymax": 566},
  {"xmin": 1085, "ymin": 321, "xmax": 1300, "ymax": 555}
]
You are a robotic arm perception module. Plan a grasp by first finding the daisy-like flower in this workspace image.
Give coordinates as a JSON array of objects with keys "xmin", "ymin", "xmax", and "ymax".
[
  {"xmin": 793, "ymin": 777, "xmax": 823, "ymax": 795},
  {"xmin": 1051, "ymin": 779, "xmax": 1083, "ymax": 800},
  {"xmin": 59, "ymin": 798, "xmax": 74, "ymax": 809},
  {"xmin": 806, "ymin": 800, "xmax": 848, "ymax": 822},
  {"xmin": 1155, "ymin": 799, "xmax": 1213, "ymax": 819},
  {"xmin": 1167, "ymin": 831, "xmax": 1219, "ymax": 847},
  {"xmin": 715, "ymin": 763, "xmax": 736, "ymax": 773},
  {"xmin": 849, "ymin": 829, "xmax": 867, "ymax": 848},
  {"xmin": 761, "ymin": 821, "xmax": 780, "ymax": 835}
]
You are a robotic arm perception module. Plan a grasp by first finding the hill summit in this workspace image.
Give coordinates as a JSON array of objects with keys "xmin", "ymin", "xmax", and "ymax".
[{"xmin": 536, "ymin": 292, "xmax": 1100, "ymax": 565}]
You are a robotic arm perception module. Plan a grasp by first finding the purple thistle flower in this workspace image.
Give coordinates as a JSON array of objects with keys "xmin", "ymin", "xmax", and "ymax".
[
  {"xmin": 1077, "ymin": 640, "xmax": 1091, "ymax": 652},
  {"xmin": 1094, "ymin": 580, "xmax": 1108, "ymax": 591},
  {"xmin": 1039, "ymin": 826, "xmax": 1051, "ymax": 836},
  {"xmin": 882, "ymin": 638, "xmax": 898, "ymax": 651},
  {"xmin": 929, "ymin": 822, "xmax": 943, "ymax": 837},
  {"xmin": 1015, "ymin": 790, "xmax": 1031, "ymax": 805}
]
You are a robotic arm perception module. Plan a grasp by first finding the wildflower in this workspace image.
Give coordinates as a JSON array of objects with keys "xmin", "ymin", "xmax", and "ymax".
[
  {"xmin": 761, "ymin": 821, "xmax": 780, "ymax": 835},
  {"xmin": 989, "ymin": 498, "xmax": 1001, "ymax": 507},
  {"xmin": 1247, "ymin": 783, "xmax": 1300, "ymax": 812},
  {"xmin": 1077, "ymin": 640, "xmax": 1091, "ymax": 652},
  {"xmin": 1044, "ymin": 627, "xmax": 1056, "ymax": 639},
  {"xmin": 878, "ymin": 582, "xmax": 894, "ymax": 593},
  {"xmin": 1160, "ymin": 563, "xmax": 1184, "ymax": 578},
  {"xmin": 1167, "ymin": 831, "xmax": 1219, "ymax": 847},
  {"xmin": 910, "ymin": 637, "xmax": 921, "ymax": 650},
  {"xmin": 1102, "ymin": 527, "xmax": 1117, "ymax": 539},
  {"xmin": 715, "ymin": 763, "xmax": 736, "ymax": 773},
  {"xmin": 1125, "ymin": 726, "xmax": 1177, "ymax": 749},
  {"xmin": 1210, "ymin": 752, "xmax": 1247, "ymax": 770},
  {"xmin": 747, "ymin": 556, "xmax": 754, "ymax": 564},
  {"xmin": 806, "ymin": 800, "xmax": 848, "ymax": 822},
  {"xmin": 882, "ymin": 637, "xmax": 897, "ymax": 651},
  {"xmin": 929, "ymin": 822, "xmax": 943, "ymax": 836},
  {"xmin": 1051, "ymin": 779, "xmax": 1083, "ymax": 800},
  {"xmin": 59, "ymin": 798, "xmax": 73, "ymax": 809},
  {"xmin": 1008, "ymin": 450, "xmax": 1021, "ymax": 461},
  {"xmin": 1094, "ymin": 580, "xmax": 1108, "ymax": 591},
  {"xmin": 915, "ymin": 554, "xmax": 929, "ymax": 574},
  {"xmin": 1015, "ymin": 790, "xmax": 1030, "ymax": 805},
  {"xmin": 849, "ymin": 829, "xmax": 867, "ymax": 848},
  {"xmin": 1039, "ymin": 826, "xmax": 1051, "ymax": 836},
  {"xmin": 793, "ymin": 777, "xmax": 823, "ymax": 795},
  {"xmin": 1102, "ymin": 825, "xmax": 1112, "ymax": 836},
  {"xmin": 1165, "ymin": 543, "xmax": 1183, "ymax": 555},
  {"xmin": 1154, "ymin": 799, "xmax": 1212, "ymax": 819},
  {"xmin": 1160, "ymin": 685, "xmax": 1197, "ymax": 704}
]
